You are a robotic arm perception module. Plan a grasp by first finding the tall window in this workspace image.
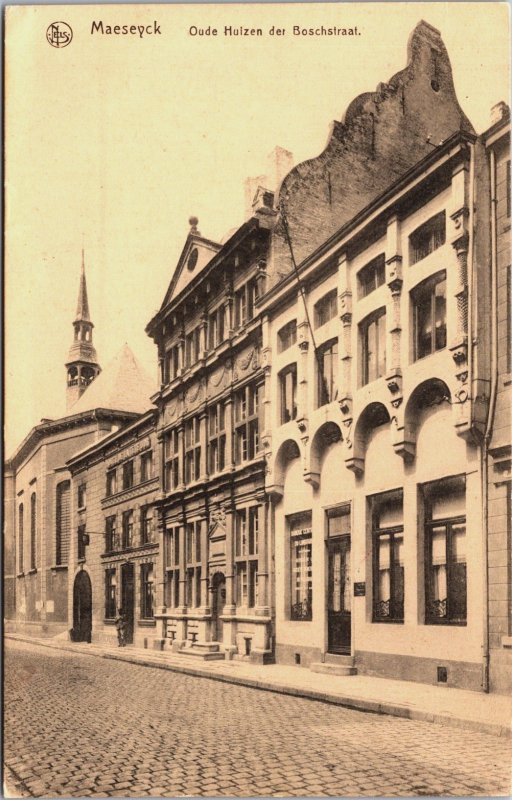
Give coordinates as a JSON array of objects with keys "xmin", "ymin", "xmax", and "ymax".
[
  {"xmin": 18, "ymin": 503, "xmax": 24, "ymax": 573},
  {"xmin": 77, "ymin": 523, "xmax": 87, "ymax": 561},
  {"xmin": 106, "ymin": 468, "xmax": 117, "ymax": 497},
  {"xmin": 105, "ymin": 569, "xmax": 117, "ymax": 619},
  {"xmin": 371, "ymin": 490, "xmax": 404, "ymax": 623},
  {"xmin": 424, "ymin": 475, "xmax": 467, "ymax": 625},
  {"xmin": 279, "ymin": 364, "xmax": 297, "ymax": 423},
  {"xmin": 412, "ymin": 272, "xmax": 447, "ymax": 360},
  {"xmin": 55, "ymin": 481, "xmax": 71, "ymax": 566},
  {"xmin": 140, "ymin": 564, "xmax": 155, "ymax": 619},
  {"xmin": 140, "ymin": 506, "xmax": 154, "ymax": 545},
  {"xmin": 105, "ymin": 516, "xmax": 118, "ymax": 552},
  {"xmin": 235, "ymin": 507, "xmax": 259, "ymax": 608},
  {"xmin": 277, "ymin": 319, "xmax": 297, "ymax": 353},
  {"xmin": 208, "ymin": 305, "xmax": 225, "ymax": 350},
  {"xmin": 234, "ymin": 383, "xmax": 260, "ymax": 463},
  {"xmin": 163, "ymin": 344, "xmax": 180, "ymax": 384},
  {"xmin": 361, "ymin": 309, "xmax": 386, "ymax": 385},
  {"xmin": 289, "ymin": 513, "xmax": 313, "ymax": 621},
  {"xmin": 140, "ymin": 451, "xmax": 153, "ymax": 483},
  {"xmin": 208, "ymin": 403, "xmax": 226, "ymax": 475},
  {"xmin": 507, "ymin": 266, "xmax": 511, "ymax": 373},
  {"xmin": 122, "ymin": 510, "xmax": 134, "ymax": 549},
  {"xmin": 409, "ymin": 211, "xmax": 446, "ymax": 265},
  {"xmin": 164, "ymin": 429, "xmax": 180, "ymax": 491},
  {"xmin": 185, "ymin": 521, "xmax": 202, "ymax": 608},
  {"xmin": 234, "ymin": 279, "xmax": 260, "ymax": 329},
  {"xmin": 77, "ymin": 484, "xmax": 86, "ymax": 510},
  {"xmin": 317, "ymin": 338, "xmax": 338, "ymax": 407},
  {"xmin": 30, "ymin": 492, "xmax": 36, "ymax": 571},
  {"xmin": 314, "ymin": 289, "xmax": 337, "ymax": 328},
  {"xmin": 506, "ymin": 159, "xmax": 511, "ymax": 219},
  {"xmin": 122, "ymin": 461, "xmax": 134, "ymax": 490},
  {"xmin": 358, "ymin": 254, "xmax": 385, "ymax": 298},
  {"xmin": 185, "ymin": 328, "xmax": 201, "ymax": 367},
  {"xmin": 165, "ymin": 527, "xmax": 180, "ymax": 608},
  {"xmin": 185, "ymin": 417, "xmax": 201, "ymax": 483}
]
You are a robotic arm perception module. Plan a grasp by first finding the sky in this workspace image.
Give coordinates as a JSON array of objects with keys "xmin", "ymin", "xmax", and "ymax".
[{"xmin": 5, "ymin": 2, "xmax": 510, "ymax": 456}]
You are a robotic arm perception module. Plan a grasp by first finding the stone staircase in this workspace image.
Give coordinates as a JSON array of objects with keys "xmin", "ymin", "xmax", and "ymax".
[
  {"xmin": 310, "ymin": 654, "xmax": 357, "ymax": 676},
  {"xmin": 176, "ymin": 642, "xmax": 226, "ymax": 661}
]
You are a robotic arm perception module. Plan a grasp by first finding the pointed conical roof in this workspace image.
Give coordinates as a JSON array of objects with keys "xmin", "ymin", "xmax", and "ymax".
[
  {"xmin": 75, "ymin": 250, "xmax": 91, "ymax": 323},
  {"xmin": 70, "ymin": 343, "xmax": 156, "ymax": 415}
]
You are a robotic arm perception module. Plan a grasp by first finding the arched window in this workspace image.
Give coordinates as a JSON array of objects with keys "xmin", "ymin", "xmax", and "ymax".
[
  {"xmin": 30, "ymin": 492, "xmax": 36, "ymax": 571},
  {"xmin": 56, "ymin": 481, "xmax": 71, "ymax": 566},
  {"xmin": 411, "ymin": 271, "xmax": 447, "ymax": 360}
]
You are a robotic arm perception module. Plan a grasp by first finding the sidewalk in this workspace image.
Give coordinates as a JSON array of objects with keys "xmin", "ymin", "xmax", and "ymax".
[{"xmin": 7, "ymin": 633, "xmax": 511, "ymax": 738}]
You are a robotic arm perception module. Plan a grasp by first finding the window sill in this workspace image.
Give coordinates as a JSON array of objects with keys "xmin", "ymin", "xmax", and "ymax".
[
  {"xmin": 101, "ymin": 542, "xmax": 158, "ymax": 558},
  {"xmin": 425, "ymin": 619, "xmax": 467, "ymax": 627},
  {"xmin": 103, "ymin": 618, "xmax": 116, "ymax": 626},
  {"xmin": 16, "ymin": 572, "xmax": 25, "ymax": 579},
  {"xmin": 138, "ymin": 619, "xmax": 156, "ymax": 627},
  {"xmin": 372, "ymin": 618, "xmax": 404, "ymax": 624},
  {"xmin": 50, "ymin": 564, "xmax": 68, "ymax": 571},
  {"xmin": 27, "ymin": 568, "xmax": 37, "ymax": 576}
]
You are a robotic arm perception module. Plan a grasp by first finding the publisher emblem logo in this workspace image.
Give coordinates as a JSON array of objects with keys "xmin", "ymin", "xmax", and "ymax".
[{"xmin": 46, "ymin": 22, "xmax": 73, "ymax": 48}]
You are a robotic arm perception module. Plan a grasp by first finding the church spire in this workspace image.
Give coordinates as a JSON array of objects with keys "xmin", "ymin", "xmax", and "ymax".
[
  {"xmin": 75, "ymin": 249, "xmax": 91, "ymax": 323},
  {"xmin": 65, "ymin": 253, "xmax": 101, "ymax": 411}
]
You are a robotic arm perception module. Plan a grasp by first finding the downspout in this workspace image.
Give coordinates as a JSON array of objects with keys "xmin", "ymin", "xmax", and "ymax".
[{"xmin": 481, "ymin": 145, "xmax": 499, "ymax": 692}]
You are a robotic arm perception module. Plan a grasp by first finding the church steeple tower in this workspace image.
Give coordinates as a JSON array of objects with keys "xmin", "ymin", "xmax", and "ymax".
[{"xmin": 65, "ymin": 252, "xmax": 101, "ymax": 410}]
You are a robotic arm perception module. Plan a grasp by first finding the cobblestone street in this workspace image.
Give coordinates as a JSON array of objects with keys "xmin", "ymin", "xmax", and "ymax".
[{"xmin": 4, "ymin": 640, "xmax": 511, "ymax": 798}]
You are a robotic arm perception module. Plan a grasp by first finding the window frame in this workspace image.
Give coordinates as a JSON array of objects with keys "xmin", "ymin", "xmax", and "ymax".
[
  {"xmin": 185, "ymin": 520, "xmax": 202, "ymax": 608},
  {"xmin": 140, "ymin": 506, "xmax": 154, "ymax": 545},
  {"xmin": 140, "ymin": 451, "xmax": 153, "ymax": 483},
  {"xmin": 317, "ymin": 338, "xmax": 339, "ymax": 407},
  {"xmin": 371, "ymin": 490, "xmax": 404, "ymax": 624},
  {"xmin": 358, "ymin": 254, "xmax": 386, "ymax": 298},
  {"xmin": 105, "ymin": 568, "xmax": 117, "ymax": 620},
  {"xmin": 55, "ymin": 480, "xmax": 71, "ymax": 566},
  {"xmin": 412, "ymin": 271, "xmax": 447, "ymax": 361},
  {"xmin": 409, "ymin": 211, "xmax": 446, "ymax": 265},
  {"xmin": 105, "ymin": 515, "xmax": 118, "ymax": 553},
  {"xmin": 184, "ymin": 417, "xmax": 201, "ymax": 484},
  {"xmin": 289, "ymin": 513, "xmax": 313, "ymax": 622},
  {"xmin": 279, "ymin": 363, "xmax": 298, "ymax": 424},
  {"xmin": 106, "ymin": 468, "xmax": 117, "ymax": 497},
  {"xmin": 122, "ymin": 510, "xmax": 134, "ymax": 550},
  {"xmin": 235, "ymin": 507, "xmax": 259, "ymax": 609},
  {"xmin": 314, "ymin": 289, "xmax": 338, "ymax": 329},
  {"xmin": 30, "ymin": 492, "xmax": 36, "ymax": 571},
  {"xmin": 122, "ymin": 460, "xmax": 134, "ymax": 491},
  {"xmin": 234, "ymin": 383, "xmax": 261, "ymax": 464},
  {"xmin": 423, "ymin": 476, "xmax": 467, "ymax": 626},
  {"xmin": 77, "ymin": 483, "xmax": 86, "ymax": 510},
  {"xmin": 361, "ymin": 308, "xmax": 386, "ymax": 386},
  {"xmin": 77, "ymin": 522, "xmax": 87, "ymax": 561},
  {"xmin": 165, "ymin": 526, "xmax": 180, "ymax": 609},
  {"xmin": 140, "ymin": 563, "xmax": 155, "ymax": 620},
  {"xmin": 18, "ymin": 502, "xmax": 24, "ymax": 573},
  {"xmin": 277, "ymin": 319, "xmax": 297, "ymax": 353},
  {"xmin": 164, "ymin": 429, "xmax": 180, "ymax": 492},
  {"xmin": 208, "ymin": 402, "xmax": 226, "ymax": 475}
]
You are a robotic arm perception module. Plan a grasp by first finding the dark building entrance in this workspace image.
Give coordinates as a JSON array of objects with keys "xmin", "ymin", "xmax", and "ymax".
[
  {"xmin": 121, "ymin": 562, "xmax": 135, "ymax": 645},
  {"xmin": 72, "ymin": 570, "xmax": 92, "ymax": 643},
  {"xmin": 211, "ymin": 572, "xmax": 226, "ymax": 642}
]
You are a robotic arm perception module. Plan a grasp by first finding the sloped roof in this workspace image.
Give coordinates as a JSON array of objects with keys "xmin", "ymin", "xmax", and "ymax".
[{"xmin": 70, "ymin": 343, "xmax": 156, "ymax": 415}]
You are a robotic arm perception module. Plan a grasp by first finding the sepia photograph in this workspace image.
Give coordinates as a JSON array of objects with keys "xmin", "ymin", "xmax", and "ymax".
[{"xmin": 3, "ymin": 2, "xmax": 512, "ymax": 797}]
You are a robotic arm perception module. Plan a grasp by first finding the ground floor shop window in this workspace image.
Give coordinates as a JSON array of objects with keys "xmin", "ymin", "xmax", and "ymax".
[
  {"xmin": 371, "ymin": 490, "xmax": 404, "ymax": 622},
  {"xmin": 140, "ymin": 563, "xmax": 154, "ymax": 619},
  {"xmin": 423, "ymin": 474, "xmax": 466, "ymax": 625},
  {"xmin": 289, "ymin": 513, "xmax": 313, "ymax": 621},
  {"xmin": 105, "ymin": 568, "xmax": 117, "ymax": 619}
]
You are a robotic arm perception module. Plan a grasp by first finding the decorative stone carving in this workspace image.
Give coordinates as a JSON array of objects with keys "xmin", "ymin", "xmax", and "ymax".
[{"xmin": 386, "ymin": 255, "xmax": 403, "ymax": 295}]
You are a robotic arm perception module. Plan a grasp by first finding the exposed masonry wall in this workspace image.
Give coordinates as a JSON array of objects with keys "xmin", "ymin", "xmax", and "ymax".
[
  {"xmin": 488, "ymin": 135, "xmax": 511, "ymax": 694},
  {"xmin": 268, "ymin": 20, "xmax": 474, "ymax": 285}
]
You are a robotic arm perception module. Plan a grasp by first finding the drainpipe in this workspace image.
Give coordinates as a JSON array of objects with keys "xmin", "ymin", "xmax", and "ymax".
[{"xmin": 480, "ymin": 146, "xmax": 499, "ymax": 692}]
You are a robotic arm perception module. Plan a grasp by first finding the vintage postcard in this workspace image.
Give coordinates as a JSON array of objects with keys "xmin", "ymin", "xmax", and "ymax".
[{"xmin": 4, "ymin": 2, "xmax": 511, "ymax": 798}]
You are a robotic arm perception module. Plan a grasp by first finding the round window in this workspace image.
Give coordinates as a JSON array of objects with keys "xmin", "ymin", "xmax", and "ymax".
[{"xmin": 187, "ymin": 248, "xmax": 199, "ymax": 271}]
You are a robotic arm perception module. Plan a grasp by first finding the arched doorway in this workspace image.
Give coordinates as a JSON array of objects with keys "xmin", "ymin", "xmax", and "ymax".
[
  {"xmin": 72, "ymin": 570, "xmax": 92, "ymax": 643},
  {"xmin": 211, "ymin": 572, "xmax": 226, "ymax": 642}
]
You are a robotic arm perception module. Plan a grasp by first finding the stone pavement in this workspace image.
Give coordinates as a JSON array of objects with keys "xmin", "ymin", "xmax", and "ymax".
[
  {"xmin": 4, "ymin": 639, "xmax": 512, "ymax": 798},
  {"xmin": 6, "ymin": 633, "xmax": 511, "ymax": 738}
]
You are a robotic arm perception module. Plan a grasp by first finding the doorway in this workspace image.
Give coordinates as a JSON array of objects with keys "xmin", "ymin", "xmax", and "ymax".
[
  {"xmin": 211, "ymin": 572, "xmax": 226, "ymax": 642},
  {"xmin": 121, "ymin": 562, "xmax": 135, "ymax": 645},
  {"xmin": 72, "ymin": 570, "xmax": 92, "ymax": 643},
  {"xmin": 327, "ymin": 534, "xmax": 351, "ymax": 654}
]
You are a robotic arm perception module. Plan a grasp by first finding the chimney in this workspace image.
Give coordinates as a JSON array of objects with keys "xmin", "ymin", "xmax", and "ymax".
[
  {"xmin": 490, "ymin": 102, "xmax": 510, "ymax": 125},
  {"xmin": 244, "ymin": 146, "xmax": 294, "ymax": 219}
]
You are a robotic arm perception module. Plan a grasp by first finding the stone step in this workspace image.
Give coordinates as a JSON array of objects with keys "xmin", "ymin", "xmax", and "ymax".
[
  {"xmin": 186, "ymin": 641, "xmax": 222, "ymax": 653},
  {"xmin": 323, "ymin": 653, "xmax": 355, "ymax": 666},
  {"xmin": 310, "ymin": 662, "xmax": 357, "ymax": 677},
  {"xmin": 177, "ymin": 648, "xmax": 226, "ymax": 661}
]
